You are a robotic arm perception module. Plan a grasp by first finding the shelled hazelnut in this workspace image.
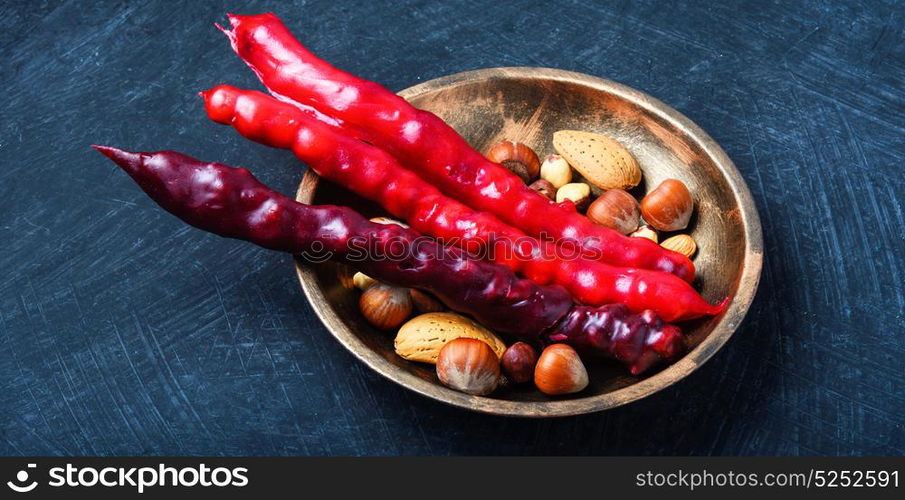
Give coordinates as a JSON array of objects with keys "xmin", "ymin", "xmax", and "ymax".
[
  {"xmin": 556, "ymin": 183, "xmax": 591, "ymax": 212},
  {"xmin": 352, "ymin": 272, "xmax": 377, "ymax": 290},
  {"xmin": 540, "ymin": 154, "xmax": 572, "ymax": 188}
]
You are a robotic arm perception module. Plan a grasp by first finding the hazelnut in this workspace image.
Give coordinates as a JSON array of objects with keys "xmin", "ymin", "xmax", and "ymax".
[
  {"xmin": 352, "ymin": 271, "xmax": 377, "ymax": 290},
  {"xmin": 410, "ymin": 289, "xmax": 445, "ymax": 313},
  {"xmin": 661, "ymin": 234, "xmax": 697, "ymax": 258},
  {"xmin": 540, "ymin": 154, "xmax": 572, "ymax": 188},
  {"xmin": 534, "ymin": 344, "xmax": 588, "ymax": 395},
  {"xmin": 528, "ymin": 179, "xmax": 557, "ymax": 200},
  {"xmin": 555, "ymin": 183, "xmax": 591, "ymax": 212},
  {"xmin": 630, "ymin": 225, "xmax": 658, "ymax": 243},
  {"xmin": 586, "ymin": 188, "xmax": 641, "ymax": 235},
  {"xmin": 436, "ymin": 338, "xmax": 501, "ymax": 396},
  {"xmin": 486, "ymin": 141, "xmax": 541, "ymax": 183},
  {"xmin": 641, "ymin": 179, "xmax": 693, "ymax": 231},
  {"xmin": 359, "ymin": 282, "xmax": 412, "ymax": 330},
  {"xmin": 501, "ymin": 342, "xmax": 538, "ymax": 384},
  {"xmin": 370, "ymin": 217, "xmax": 409, "ymax": 228}
]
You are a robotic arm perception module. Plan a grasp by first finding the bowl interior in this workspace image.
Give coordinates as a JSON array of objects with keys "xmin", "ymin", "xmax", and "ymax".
[{"xmin": 295, "ymin": 68, "xmax": 762, "ymax": 416}]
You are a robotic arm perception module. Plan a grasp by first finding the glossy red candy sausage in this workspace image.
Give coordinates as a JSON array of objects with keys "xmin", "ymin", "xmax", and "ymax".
[
  {"xmin": 202, "ymin": 85, "xmax": 725, "ymax": 321},
  {"xmin": 220, "ymin": 12, "xmax": 696, "ymax": 282}
]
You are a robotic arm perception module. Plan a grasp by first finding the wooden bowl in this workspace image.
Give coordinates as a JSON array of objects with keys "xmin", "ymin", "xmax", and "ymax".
[{"xmin": 295, "ymin": 67, "xmax": 762, "ymax": 417}]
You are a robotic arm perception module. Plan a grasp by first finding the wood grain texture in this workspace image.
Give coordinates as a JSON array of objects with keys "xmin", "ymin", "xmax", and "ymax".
[{"xmin": 1, "ymin": 0, "xmax": 902, "ymax": 455}]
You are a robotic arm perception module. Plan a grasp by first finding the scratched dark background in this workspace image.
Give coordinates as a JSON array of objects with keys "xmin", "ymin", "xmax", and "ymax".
[{"xmin": 2, "ymin": 0, "xmax": 903, "ymax": 456}]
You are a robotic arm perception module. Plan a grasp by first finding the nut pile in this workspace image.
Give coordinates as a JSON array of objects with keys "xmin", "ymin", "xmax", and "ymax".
[
  {"xmin": 353, "ymin": 264, "xmax": 587, "ymax": 396},
  {"xmin": 348, "ymin": 130, "xmax": 700, "ymax": 398},
  {"xmin": 517, "ymin": 131, "xmax": 698, "ymax": 257}
]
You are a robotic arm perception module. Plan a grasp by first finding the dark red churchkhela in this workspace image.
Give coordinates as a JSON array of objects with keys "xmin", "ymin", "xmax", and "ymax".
[
  {"xmin": 94, "ymin": 146, "xmax": 683, "ymax": 374},
  {"xmin": 220, "ymin": 12, "xmax": 696, "ymax": 282},
  {"xmin": 201, "ymin": 85, "xmax": 725, "ymax": 322}
]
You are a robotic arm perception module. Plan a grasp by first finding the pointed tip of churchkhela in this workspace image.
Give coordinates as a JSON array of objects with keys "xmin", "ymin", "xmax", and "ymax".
[
  {"xmin": 223, "ymin": 12, "xmax": 283, "ymax": 38},
  {"xmin": 214, "ymin": 21, "xmax": 234, "ymax": 42},
  {"xmin": 91, "ymin": 145, "xmax": 143, "ymax": 174},
  {"xmin": 225, "ymin": 12, "xmax": 277, "ymax": 26},
  {"xmin": 216, "ymin": 14, "xmax": 239, "ymax": 48},
  {"xmin": 683, "ymin": 293, "xmax": 731, "ymax": 321},
  {"xmin": 713, "ymin": 296, "xmax": 731, "ymax": 314},
  {"xmin": 92, "ymin": 144, "xmax": 130, "ymax": 163}
]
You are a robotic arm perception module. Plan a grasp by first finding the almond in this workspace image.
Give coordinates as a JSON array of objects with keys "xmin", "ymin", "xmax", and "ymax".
[
  {"xmin": 394, "ymin": 312, "xmax": 506, "ymax": 364},
  {"xmin": 552, "ymin": 130, "xmax": 641, "ymax": 190},
  {"xmin": 369, "ymin": 217, "xmax": 409, "ymax": 228},
  {"xmin": 660, "ymin": 234, "xmax": 697, "ymax": 258}
]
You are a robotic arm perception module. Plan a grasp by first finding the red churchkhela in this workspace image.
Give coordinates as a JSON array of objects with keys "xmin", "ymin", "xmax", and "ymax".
[
  {"xmin": 219, "ymin": 12, "xmax": 696, "ymax": 282},
  {"xmin": 200, "ymin": 84, "xmax": 725, "ymax": 322}
]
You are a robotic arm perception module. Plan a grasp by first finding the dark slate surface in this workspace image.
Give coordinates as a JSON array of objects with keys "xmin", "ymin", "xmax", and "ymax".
[{"xmin": 1, "ymin": 0, "xmax": 903, "ymax": 456}]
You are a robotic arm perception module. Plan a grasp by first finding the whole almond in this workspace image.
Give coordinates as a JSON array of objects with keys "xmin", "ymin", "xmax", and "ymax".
[
  {"xmin": 660, "ymin": 234, "xmax": 697, "ymax": 258},
  {"xmin": 394, "ymin": 312, "xmax": 506, "ymax": 364},
  {"xmin": 553, "ymin": 130, "xmax": 641, "ymax": 190}
]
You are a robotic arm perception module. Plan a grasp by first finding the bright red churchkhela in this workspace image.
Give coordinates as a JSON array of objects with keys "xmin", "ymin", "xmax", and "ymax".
[
  {"xmin": 201, "ymin": 85, "xmax": 725, "ymax": 322},
  {"xmin": 219, "ymin": 12, "xmax": 697, "ymax": 282}
]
